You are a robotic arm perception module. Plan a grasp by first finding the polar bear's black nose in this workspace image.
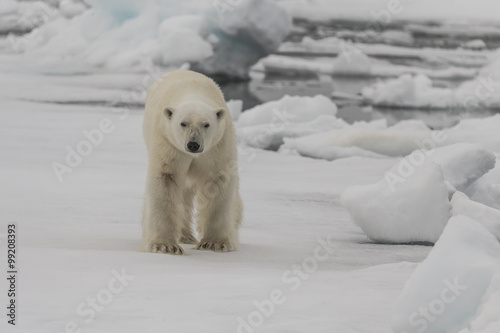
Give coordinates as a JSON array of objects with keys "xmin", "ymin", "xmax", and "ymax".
[{"xmin": 187, "ymin": 141, "xmax": 200, "ymax": 152}]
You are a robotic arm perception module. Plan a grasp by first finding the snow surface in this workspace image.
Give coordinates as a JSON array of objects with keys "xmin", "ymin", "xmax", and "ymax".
[
  {"xmin": 1, "ymin": 67, "xmax": 499, "ymax": 333},
  {"xmin": 1, "ymin": 1, "xmax": 500, "ymax": 330},
  {"xmin": 392, "ymin": 215, "xmax": 500, "ymax": 333},
  {"xmin": 0, "ymin": 73, "xmax": 435, "ymax": 332}
]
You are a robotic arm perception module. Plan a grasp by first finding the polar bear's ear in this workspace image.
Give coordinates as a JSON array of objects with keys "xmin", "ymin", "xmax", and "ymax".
[
  {"xmin": 216, "ymin": 110, "xmax": 224, "ymax": 120},
  {"xmin": 163, "ymin": 107, "xmax": 174, "ymax": 119}
]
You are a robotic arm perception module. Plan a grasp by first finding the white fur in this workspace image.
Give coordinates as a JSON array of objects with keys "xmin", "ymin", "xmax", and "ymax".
[{"xmin": 141, "ymin": 69, "xmax": 243, "ymax": 254}]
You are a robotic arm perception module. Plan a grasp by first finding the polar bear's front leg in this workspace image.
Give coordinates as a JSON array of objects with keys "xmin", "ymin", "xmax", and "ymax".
[
  {"xmin": 196, "ymin": 178, "xmax": 239, "ymax": 252},
  {"xmin": 179, "ymin": 186, "xmax": 198, "ymax": 245},
  {"xmin": 141, "ymin": 172, "xmax": 185, "ymax": 255}
]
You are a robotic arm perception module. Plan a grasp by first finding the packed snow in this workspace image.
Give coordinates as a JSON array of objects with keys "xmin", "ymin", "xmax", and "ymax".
[
  {"xmin": 392, "ymin": 215, "xmax": 500, "ymax": 333},
  {"xmin": 451, "ymin": 192, "xmax": 500, "ymax": 242},
  {"xmin": 413, "ymin": 143, "xmax": 496, "ymax": 192},
  {"xmin": 342, "ymin": 162, "xmax": 451, "ymax": 244},
  {"xmin": 340, "ymin": 140, "xmax": 496, "ymax": 244},
  {"xmin": 236, "ymin": 95, "xmax": 339, "ymax": 150},
  {"xmin": 0, "ymin": 77, "xmax": 431, "ymax": 332},
  {"xmin": 465, "ymin": 163, "xmax": 500, "ymax": 210},
  {"xmin": 2, "ymin": 66, "xmax": 499, "ymax": 332}
]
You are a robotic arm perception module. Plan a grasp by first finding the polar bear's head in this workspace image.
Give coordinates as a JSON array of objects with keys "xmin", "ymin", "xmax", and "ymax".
[{"xmin": 163, "ymin": 101, "xmax": 226, "ymax": 155}]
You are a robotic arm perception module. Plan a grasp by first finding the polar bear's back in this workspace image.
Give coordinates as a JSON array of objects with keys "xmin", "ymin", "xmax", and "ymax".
[{"xmin": 146, "ymin": 69, "xmax": 226, "ymax": 112}]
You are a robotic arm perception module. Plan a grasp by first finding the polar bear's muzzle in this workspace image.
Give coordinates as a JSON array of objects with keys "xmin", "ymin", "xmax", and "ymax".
[{"xmin": 186, "ymin": 141, "xmax": 203, "ymax": 153}]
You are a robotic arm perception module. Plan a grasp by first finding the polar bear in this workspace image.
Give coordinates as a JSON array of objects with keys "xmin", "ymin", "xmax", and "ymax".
[{"xmin": 141, "ymin": 69, "xmax": 243, "ymax": 254}]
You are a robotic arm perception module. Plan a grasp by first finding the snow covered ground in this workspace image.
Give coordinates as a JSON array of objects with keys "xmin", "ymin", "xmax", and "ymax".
[
  {"xmin": 1, "ymin": 1, "xmax": 500, "ymax": 332},
  {"xmin": 0, "ymin": 67, "xmax": 499, "ymax": 333},
  {"xmin": 0, "ymin": 72, "xmax": 429, "ymax": 332}
]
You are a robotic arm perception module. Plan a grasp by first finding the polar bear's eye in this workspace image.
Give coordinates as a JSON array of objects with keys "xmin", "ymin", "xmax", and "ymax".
[
  {"xmin": 181, "ymin": 122, "xmax": 187, "ymax": 127},
  {"xmin": 204, "ymin": 123, "xmax": 210, "ymax": 128}
]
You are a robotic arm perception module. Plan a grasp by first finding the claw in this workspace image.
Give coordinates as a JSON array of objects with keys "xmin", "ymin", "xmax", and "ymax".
[
  {"xmin": 150, "ymin": 243, "xmax": 184, "ymax": 255},
  {"xmin": 196, "ymin": 241, "xmax": 232, "ymax": 253}
]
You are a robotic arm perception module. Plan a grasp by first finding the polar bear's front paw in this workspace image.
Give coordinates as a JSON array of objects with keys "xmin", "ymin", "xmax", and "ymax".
[
  {"xmin": 150, "ymin": 243, "xmax": 184, "ymax": 255},
  {"xmin": 196, "ymin": 240, "xmax": 233, "ymax": 253}
]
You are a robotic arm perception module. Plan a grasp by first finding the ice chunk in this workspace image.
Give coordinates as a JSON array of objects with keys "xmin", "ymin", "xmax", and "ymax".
[
  {"xmin": 193, "ymin": 0, "xmax": 291, "ymax": 79},
  {"xmin": 462, "ymin": 39, "xmax": 486, "ymax": 50},
  {"xmin": 282, "ymin": 127, "xmax": 429, "ymax": 159},
  {"xmin": 457, "ymin": 273, "xmax": 500, "ymax": 333},
  {"xmin": 237, "ymin": 95, "xmax": 337, "ymax": 128},
  {"xmin": 342, "ymin": 162, "xmax": 451, "ymax": 243},
  {"xmin": 383, "ymin": 143, "xmax": 494, "ymax": 202},
  {"xmin": 379, "ymin": 30, "xmax": 414, "ymax": 46},
  {"xmin": 257, "ymin": 53, "xmax": 476, "ymax": 80},
  {"xmin": 444, "ymin": 115, "xmax": 500, "ymax": 153},
  {"xmin": 392, "ymin": 215, "xmax": 500, "ymax": 333},
  {"xmin": 451, "ymin": 192, "xmax": 500, "ymax": 241},
  {"xmin": 390, "ymin": 119, "xmax": 431, "ymax": 133},
  {"xmin": 361, "ymin": 74, "xmax": 456, "ymax": 108},
  {"xmin": 239, "ymin": 115, "xmax": 346, "ymax": 150},
  {"xmin": 465, "ymin": 162, "xmax": 500, "ymax": 210},
  {"xmin": 332, "ymin": 50, "xmax": 372, "ymax": 76},
  {"xmin": 423, "ymin": 143, "xmax": 496, "ymax": 191},
  {"xmin": 59, "ymin": 0, "xmax": 88, "ymax": 19},
  {"xmin": 158, "ymin": 15, "xmax": 213, "ymax": 65},
  {"xmin": 226, "ymin": 99, "xmax": 243, "ymax": 121},
  {"xmin": 0, "ymin": 0, "xmax": 58, "ymax": 34},
  {"xmin": 14, "ymin": 0, "xmax": 290, "ymax": 77}
]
